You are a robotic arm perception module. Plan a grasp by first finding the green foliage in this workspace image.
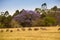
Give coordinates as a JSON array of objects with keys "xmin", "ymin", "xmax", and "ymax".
[
  {"xmin": 32, "ymin": 19, "xmax": 45, "ymax": 26},
  {"xmin": 0, "ymin": 11, "xmax": 12, "ymax": 28},
  {"xmin": 0, "ymin": 4, "xmax": 59, "ymax": 27},
  {"xmin": 4, "ymin": 15, "xmax": 12, "ymax": 28},
  {"xmin": 35, "ymin": 8, "xmax": 41, "ymax": 13},
  {"xmin": 11, "ymin": 20, "xmax": 22, "ymax": 28},
  {"xmin": 44, "ymin": 16, "xmax": 56, "ymax": 26},
  {"xmin": 31, "ymin": 20, "xmax": 38, "ymax": 26},
  {"xmin": 41, "ymin": 3, "xmax": 47, "ymax": 10},
  {"xmin": 51, "ymin": 6, "xmax": 57, "ymax": 11},
  {"xmin": 41, "ymin": 13, "xmax": 46, "ymax": 18},
  {"xmin": 51, "ymin": 6, "xmax": 57, "ymax": 17},
  {"xmin": 41, "ymin": 3, "xmax": 47, "ymax": 6},
  {"xmin": 0, "ymin": 23, "xmax": 5, "ymax": 28},
  {"xmin": 38, "ymin": 19, "xmax": 45, "ymax": 26},
  {"xmin": 4, "ymin": 11, "xmax": 9, "ymax": 17},
  {"xmin": 41, "ymin": 10, "xmax": 46, "ymax": 18},
  {"xmin": 31, "ymin": 15, "xmax": 56, "ymax": 26},
  {"xmin": 13, "ymin": 10, "xmax": 19, "ymax": 17}
]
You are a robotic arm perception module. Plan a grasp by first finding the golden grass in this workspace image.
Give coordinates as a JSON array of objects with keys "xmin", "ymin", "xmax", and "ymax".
[{"xmin": 0, "ymin": 26, "xmax": 60, "ymax": 40}]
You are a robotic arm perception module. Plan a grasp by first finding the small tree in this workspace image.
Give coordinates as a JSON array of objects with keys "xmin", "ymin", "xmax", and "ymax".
[
  {"xmin": 35, "ymin": 8, "xmax": 41, "ymax": 14},
  {"xmin": 51, "ymin": 6, "xmax": 57, "ymax": 11},
  {"xmin": 13, "ymin": 10, "xmax": 19, "ymax": 17},
  {"xmin": 51, "ymin": 6, "xmax": 57, "ymax": 13},
  {"xmin": 4, "ymin": 11, "xmax": 9, "ymax": 17},
  {"xmin": 41, "ymin": 10, "xmax": 46, "ymax": 18},
  {"xmin": 41, "ymin": 3, "xmax": 47, "ymax": 11},
  {"xmin": 4, "ymin": 15, "xmax": 12, "ymax": 28}
]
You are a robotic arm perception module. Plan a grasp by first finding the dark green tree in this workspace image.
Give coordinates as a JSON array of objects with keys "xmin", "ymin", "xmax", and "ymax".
[
  {"xmin": 13, "ymin": 10, "xmax": 19, "ymax": 17},
  {"xmin": 51, "ymin": 6, "xmax": 57, "ymax": 11},
  {"xmin": 4, "ymin": 15, "xmax": 12, "ymax": 28},
  {"xmin": 51, "ymin": 6, "xmax": 57, "ymax": 13},
  {"xmin": 0, "ymin": 11, "xmax": 12, "ymax": 28},
  {"xmin": 41, "ymin": 3, "xmax": 47, "ymax": 10},
  {"xmin": 4, "ymin": 11, "xmax": 9, "ymax": 17},
  {"xmin": 44, "ymin": 16, "xmax": 56, "ymax": 26},
  {"xmin": 41, "ymin": 10, "xmax": 46, "ymax": 18},
  {"xmin": 35, "ymin": 8, "xmax": 41, "ymax": 13}
]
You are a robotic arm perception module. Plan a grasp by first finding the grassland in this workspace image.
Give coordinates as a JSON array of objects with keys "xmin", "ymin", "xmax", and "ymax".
[{"xmin": 0, "ymin": 27, "xmax": 60, "ymax": 40}]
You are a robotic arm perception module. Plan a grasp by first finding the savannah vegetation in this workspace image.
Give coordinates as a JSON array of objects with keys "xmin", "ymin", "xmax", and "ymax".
[
  {"xmin": 0, "ymin": 2, "xmax": 60, "ymax": 40},
  {"xmin": 0, "ymin": 3, "xmax": 60, "ymax": 28},
  {"xmin": 0, "ymin": 27, "xmax": 60, "ymax": 40}
]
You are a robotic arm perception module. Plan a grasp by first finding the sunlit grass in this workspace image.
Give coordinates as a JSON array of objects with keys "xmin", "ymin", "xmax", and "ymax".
[{"xmin": 0, "ymin": 26, "xmax": 60, "ymax": 40}]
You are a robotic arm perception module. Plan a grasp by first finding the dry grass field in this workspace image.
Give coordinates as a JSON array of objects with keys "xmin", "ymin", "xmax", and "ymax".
[{"xmin": 0, "ymin": 26, "xmax": 60, "ymax": 40}]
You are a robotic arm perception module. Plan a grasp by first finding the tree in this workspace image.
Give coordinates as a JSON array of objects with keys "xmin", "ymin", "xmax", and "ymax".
[
  {"xmin": 0, "ymin": 14, "xmax": 6, "ymax": 28},
  {"xmin": 41, "ymin": 3, "xmax": 47, "ymax": 11},
  {"xmin": 13, "ymin": 10, "xmax": 19, "ymax": 17},
  {"xmin": 0, "ymin": 11, "xmax": 12, "ymax": 28},
  {"xmin": 51, "ymin": 6, "xmax": 57, "ymax": 13},
  {"xmin": 35, "ymin": 8, "xmax": 41, "ymax": 14},
  {"xmin": 31, "ymin": 16, "xmax": 56, "ymax": 26},
  {"xmin": 51, "ymin": 6, "xmax": 57, "ymax": 18},
  {"xmin": 20, "ymin": 14, "xmax": 32, "ymax": 27},
  {"xmin": 4, "ymin": 15, "xmax": 12, "ymax": 28},
  {"xmin": 41, "ymin": 10, "xmax": 46, "ymax": 18},
  {"xmin": 0, "ymin": 12, "xmax": 4, "ymax": 16},
  {"xmin": 44, "ymin": 16, "xmax": 56, "ymax": 26},
  {"xmin": 4, "ymin": 11, "xmax": 9, "ymax": 17}
]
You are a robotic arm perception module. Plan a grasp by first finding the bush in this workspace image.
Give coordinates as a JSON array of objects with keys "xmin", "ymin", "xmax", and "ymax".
[{"xmin": 44, "ymin": 16, "xmax": 56, "ymax": 26}]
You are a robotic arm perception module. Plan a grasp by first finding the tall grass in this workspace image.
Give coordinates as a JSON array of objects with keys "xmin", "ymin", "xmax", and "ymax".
[{"xmin": 0, "ymin": 27, "xmax": 60, "ymax": 40}]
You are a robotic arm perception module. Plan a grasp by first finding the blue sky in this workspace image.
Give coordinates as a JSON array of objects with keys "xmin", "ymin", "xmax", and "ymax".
[{"xmin": 0, "ymin": 0, "xmax": 60, "ymax": 15}]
